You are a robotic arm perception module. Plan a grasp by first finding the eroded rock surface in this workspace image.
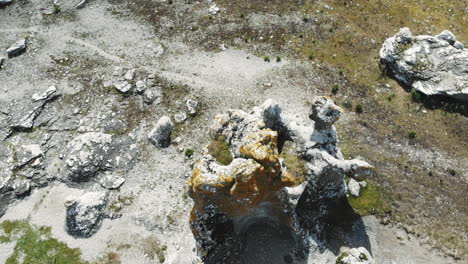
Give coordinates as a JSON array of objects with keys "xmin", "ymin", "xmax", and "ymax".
[
  {"xmin": 380, "ymin": 28, "xmax": 468, "ymax": 102},
  {"xmin": 188, "ymin": 97, "xmax": 373, "ymax": 262}
]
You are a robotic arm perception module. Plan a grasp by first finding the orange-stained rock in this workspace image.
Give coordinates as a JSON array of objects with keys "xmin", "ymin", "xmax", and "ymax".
[{"xmin": 239, "ymin": 129, "xmax": 279, "ymax": 166}]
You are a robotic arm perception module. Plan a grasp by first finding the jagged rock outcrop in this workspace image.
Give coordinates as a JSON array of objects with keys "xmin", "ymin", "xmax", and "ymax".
[
  {"xmin": 188, "ymin": 97, "xmax": 373, "ymax": 262},
  {"xmin": 380, "ymin": 28, "xmax": 467, "ymax": 102},
  {"xmin": 65, "ymin": 191, "xmax": 108, "ymax": 238}
]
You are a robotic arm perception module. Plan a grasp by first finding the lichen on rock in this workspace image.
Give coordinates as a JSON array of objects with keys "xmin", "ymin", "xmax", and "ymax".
[{"xmin": 188, "ymin": 97, "xmax": 374, "ymax": 262}]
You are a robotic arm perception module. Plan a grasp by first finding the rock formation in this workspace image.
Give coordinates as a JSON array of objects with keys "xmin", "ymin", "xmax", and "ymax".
[
  {"xmin": 380, "ymin": 28, "xmax": 467, "ymax": 102},
  {"xmin": 188, "ymin": 97, "xmax": 373, "ymax": 262}
]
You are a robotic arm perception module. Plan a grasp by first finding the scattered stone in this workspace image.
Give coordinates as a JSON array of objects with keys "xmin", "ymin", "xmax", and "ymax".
[
  {"xmin": 0, "ymin": 57, "xmax": 4, "ymax": 68},
  {"xmin": 380, "ymin": 28, "xmax": 468, "ymax": 102},
  {"xmin": 99, "ymin": 174, "xmax": 126, "ymax": 189},
  {"xmin": 347, "ymin": 178, "xmax": 361, "ymax": 197},
  {"xmin": 65, "ymin": 191, "xmax": 108, "ymax": 238},
  {"xmin": 143, "ymin": 89, "xmax": 155, "ymax": 104},
  {"xmin": 75, "ymin": 0, "xmax": 87, "ymax": 9},
  {"xmin": 135, "ymin": 79, "xmax": 147, "ymax": 93},
  {"xmin": 208, "ymin": 3, "xmax": 220, "ymax": 14},
  {"xmin": 31, "ymin": 86, "xmax": 57, "ymax": 101},
  {"xmin": 124, "ymin": 69, "xmax": 136, "ymax": 81},
  {"xmin": 174, "ymin": 112, "xmax": 187, "ymax": 123},
  {"xmin": 186, "ymin": 99, "xmax": 198, "ymax": 115},
  {"xmin": 114, "ymin": 80, "xmax": 132, "ymax": 93},
  {"xmin": 7, "ymin": 39, "xmax": 27, "ymax": 58},
  {"xmin": 112, "ymin": 66, "xmax": 124, "ymax": 77},
  {"xmin": 148, "ymin": 116, "xmax": 174, "ymax": 148},
  {"xmin": 220, "ymin": 43, "xmax": 228, "ymax": 51}
]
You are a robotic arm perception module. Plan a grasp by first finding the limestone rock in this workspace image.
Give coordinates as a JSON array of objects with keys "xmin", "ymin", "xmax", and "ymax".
[
  {"xmin": 347, "ymin": 178, "xmax": 360, "ymax": 197},
  {"xmin": 64, "ymin": 132, "xmax": 113, "ymax": 183},
  {"xmin": 148, "ymin": 116, "xmax": 173, "ymax": 148},
  {"xmin": 31, "ymin": 86, "xmax": 57, "ymax": 102},
  {"xmin": 7, "ymin": 39, "xmax": 26, "ymax": 58},
  {"xmin": 99, "ymin": 174, "xmax": 126, "ymax": 189},
  {"xmin": 174, "ymin": 112, "xmax": 187, "ymax": 123},
  {"xmin": 65, "ymin": 191, "xmax": 108, "ymax": 238},
  {"xmin": 15, "ymin": 144, "xmax": 43, "ymax": 169},
  {"xmin": 114, "ymin": 79, "xmax": 133, "ymax": 93},
  {"xmin": 380, "ymin": 28, "xmax": 468, "ymax": 102},
  {"xmin": 186, "ymin": 99, "xmax": 198, "ymax": 115},
  {"xmin": 188, "ymin": 99, "xmax": 373, "ymax": 261}
]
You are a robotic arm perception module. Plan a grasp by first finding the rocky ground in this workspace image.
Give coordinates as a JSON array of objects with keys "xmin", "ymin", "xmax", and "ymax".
[{"xmin": 0, "ymin": 0, "xmax": 466, "ymax": 264}]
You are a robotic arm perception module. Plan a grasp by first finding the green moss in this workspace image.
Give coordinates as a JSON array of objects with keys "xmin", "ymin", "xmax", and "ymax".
[
  {"xmin": 263, "ymin": 56, "xmax": 270, "ymax": 62},
  {"xmin": 280, "ymin": 143, "xmax": 306, "ymax": 183},
  {"xmin": 407, "ymin": 131, "xmax": 417, "ymax": 139},
  {"xmin": 347, "ymin": 181, "xmax": 390, "ymax": 216},
  {"xmin": 355, "ymin": 103, "xmax": 364, "ymax": 113},
  {"xmin": 185, "ymin": 148, "xmax": 194, "ymax": 158},
  {"xmin": 336, "ymin": 252, "xmax": 349, "ymax": 264},
  {"xmin": 208, "ymin": 137, "xmax": 233, "ymax": 165},
  {"xmin": 0, "ymin": 220, "xmax": 88, "ymax": 264}
]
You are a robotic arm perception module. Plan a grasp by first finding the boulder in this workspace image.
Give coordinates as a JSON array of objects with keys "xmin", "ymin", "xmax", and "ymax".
[
  {"xmin": 347, "ymin": 178, "xmax": 360, "ymax": 197},
  {"xmin": 7, "ymin": 39, "xmax": 27, "ymax": 58},
  {"xmin": 0, "ymin": 0, "xmax": 12, "ymax": 7},
  {"xmin": 64, "ymin": 132, "xmax": 113, "ymax": 182},
  {"xmin": 65, "ymin": 191, "xmax": 107, "ymax": 238},
  {"xmin": 380, "ymin": 28, "xmax": 468, "ymax": 102},
  {"xmin": 148, "ymin": 116, "xmax": 174, "ymax": 148}
]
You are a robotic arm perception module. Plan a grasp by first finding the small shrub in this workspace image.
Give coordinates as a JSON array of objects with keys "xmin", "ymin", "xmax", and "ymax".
[
  {"xmin": 449, "ymin": 169, "xmax": 456, "ymax": 176},
  {"xmin": 276, "ymin": 56, "xmax": 281, "ymax": 62},
  {"xmin": 342, "ymin": 100, "xmax": 353, "ymax": 109},
  {"xmin": 208, "ymin": 137, "xmax": 233, "ymax": 165},
  {"xmin": 185, "ymin": 148, "xmax": 194, "ymax": 158},
  {"xmin": 264, "ymin": 56, "xmax": 270, "ymax": 62},
  {"xmin": 332, "ymin": 84, "xmax": 339, "ymax": 95},
  {"xmin": 387, "ymin": 93, "xmax": 396, "ymax": 101},
  {"xmin": 302, "ymin": 17, "xmax": 309, "ymax": 23},
  {"xmin": 308, "ymin": 54, "xmax": 314, "ymax": 60},
  {"xmin": 355, "ymin": 103, "xmax": 363, "ymax": 113},
  {"xmin": 53, "ymin": 4, "xmax": 61, "ymax": 14},
  {"xmin": 407, "ymin": 131, "xmax": 416, "ymax": 139},
  {"xmin": 410, "ymin": 88, "xmax": 422, "ymax": 102}
]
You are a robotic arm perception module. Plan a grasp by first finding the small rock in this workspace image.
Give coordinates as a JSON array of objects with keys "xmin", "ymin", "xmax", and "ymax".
[
  {"xmin": 174, "ymin": 112, "xmax": 187, "ymax": 123},
  {"xmin": 348, "ymin": 178, "xmax": 361, "ymax": 197},
  {"xmin": 220, "ymin": 44, "xmax": 228, "ymax": 51},
  {"xmin": 7, "ymin": 39, "xmax": 27, "ymax": 58},
  {"xmin": 124, "ymin": 69, "xmax": 136, "ymax": 81},
  {"xmin": 143, "ymin": 89, "xmax": 155, "ymax": 104},
  {"xmin": 0, "ymin": 57, "xmax": 4, "ymax": 68},
  {"xmin": 100, "ymin": 174, "xmax": 126, "ymax": 189},
  {"xmin": 173, "ymin": 136, "xmax": 182, "ymax": 145},
  {"xmin": 112, "ymin": 67, "xmax": 124, "ymax": 77},
  {"xmin": 75, "ymin": 0, "xmax": 87, "ymax": 9},
  {"xmin": 114, "ymin": 80, "xmax": 132, "ymax": 93},
  {"xmin": 31, "ymin": 86, "xmax": 57, "ymax": 101},
  {"xmin": 186, "ymin": 99, "xmax": 198, "ymax": 115},
  {"xmin": 135, "ymin": 79, "xmax": 147, "ymax": 93},
  {"xmin": 148, "ymin": 116, "xmax": 174, "ymax": 148},
  {"xmin": 208, "ymin": 3, "xmax": 220, "ymax": 14}
]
